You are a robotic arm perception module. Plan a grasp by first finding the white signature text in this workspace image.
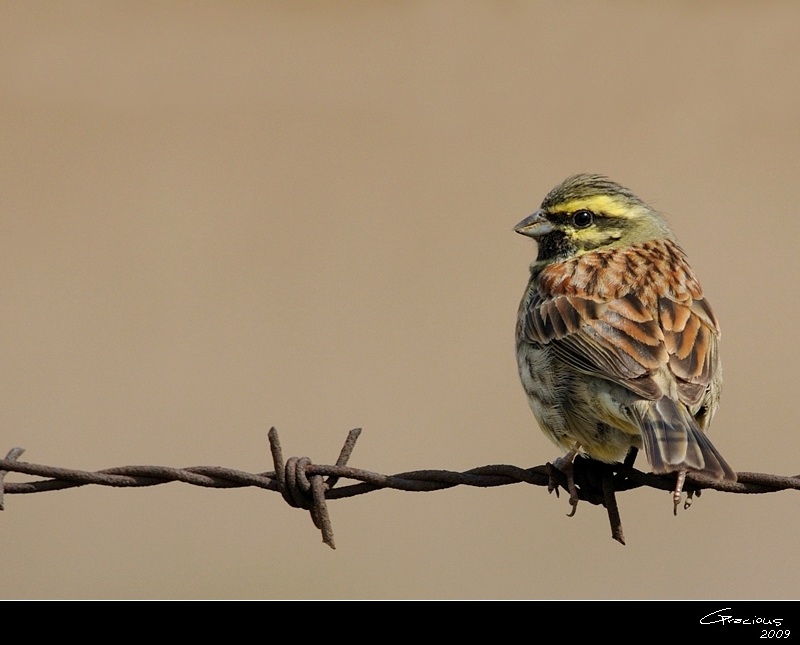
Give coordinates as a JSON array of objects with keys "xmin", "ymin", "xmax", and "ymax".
[{"xmin": 700, "ymin": 607, "xmax": 783, "ymax": 627}]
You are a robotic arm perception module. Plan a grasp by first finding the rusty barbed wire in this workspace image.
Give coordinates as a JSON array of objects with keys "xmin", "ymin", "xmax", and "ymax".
[{"xmin": 0, "ymin": 427, "xmax": 798, "ymax": 548}]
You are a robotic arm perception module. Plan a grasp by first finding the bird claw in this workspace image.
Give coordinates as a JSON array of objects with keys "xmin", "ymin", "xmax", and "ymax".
[
  {"xmin": 548, "ymin": 450, "xmax": 580, "ymax": 516},
  {"xmin": 672, "ymin": 470, "xmax": 687, "ymax": 516}
]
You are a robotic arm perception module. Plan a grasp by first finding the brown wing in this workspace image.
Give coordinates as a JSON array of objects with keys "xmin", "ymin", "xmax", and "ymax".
[
  {"xmin": 522, "ymin": 286, "xmax": 720, "ymax": 405},
  {"xmin": 659, "ymin": 296, "xmax": 720, "ymax": 406}
]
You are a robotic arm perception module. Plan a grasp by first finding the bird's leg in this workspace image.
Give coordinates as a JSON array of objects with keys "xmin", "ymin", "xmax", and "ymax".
[
  {"xmin": 622, "ymin": 446, "xmax": 639, "ymax": 470},
  {"xmin": 672, "ymin": 470, "xmax": 687, "ymax": 516},
  {"xmin": 548, "ymin": 444, "xmax": 581, "ymax": 516}
]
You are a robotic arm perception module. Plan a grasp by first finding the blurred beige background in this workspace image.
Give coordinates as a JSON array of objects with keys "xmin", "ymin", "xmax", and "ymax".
[{"xmin": 2, "ymin": 2, "xmax": 799, "ymax": 599}]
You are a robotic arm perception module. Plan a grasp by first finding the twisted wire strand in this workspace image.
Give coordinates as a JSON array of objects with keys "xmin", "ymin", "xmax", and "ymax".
[{"xmin": 0, "ymin": 429, "xmax": 797, "ymax": 548}]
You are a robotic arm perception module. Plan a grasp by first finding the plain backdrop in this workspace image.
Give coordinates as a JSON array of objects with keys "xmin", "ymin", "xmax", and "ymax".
[{"xmin": 2, "ymin": 2, "xmax": 799, "ymax": 599}]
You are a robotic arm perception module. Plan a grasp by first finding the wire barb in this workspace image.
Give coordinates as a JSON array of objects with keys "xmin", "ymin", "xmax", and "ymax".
[
  {"xmin": 602, "ymin": 468, "xmax": 624, "ymax": 545},
  {"xmin": 267, "ymin": 427, "xmax": 362, "ymax": 549}
]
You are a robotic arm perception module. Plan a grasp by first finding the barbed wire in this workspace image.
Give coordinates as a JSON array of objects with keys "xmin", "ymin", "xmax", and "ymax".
[{"xmin": 0, "ymin": 427, "xmax": 798, "ymax": 547}]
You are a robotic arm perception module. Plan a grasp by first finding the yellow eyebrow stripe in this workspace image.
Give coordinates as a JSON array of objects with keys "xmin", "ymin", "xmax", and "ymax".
[{"xmin": 555, "ymin": 195, "xmax": 636, "ymax": 218}]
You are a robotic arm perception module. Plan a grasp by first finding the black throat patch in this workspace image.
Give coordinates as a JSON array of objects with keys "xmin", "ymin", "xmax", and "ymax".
[{"xmin": 535, "ymin": 231, "xmax": 578, "ymax": 262}]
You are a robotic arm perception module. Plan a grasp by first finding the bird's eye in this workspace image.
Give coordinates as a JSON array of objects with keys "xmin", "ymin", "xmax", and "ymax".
[{"xmin": 572, "ymin": 209, "xmax": 594, "ymax": 228}]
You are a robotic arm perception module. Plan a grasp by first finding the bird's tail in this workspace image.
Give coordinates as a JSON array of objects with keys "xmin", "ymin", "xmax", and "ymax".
[{"xmin": 639, "ymin": 398, "xmax": 736, "ymax": 481}]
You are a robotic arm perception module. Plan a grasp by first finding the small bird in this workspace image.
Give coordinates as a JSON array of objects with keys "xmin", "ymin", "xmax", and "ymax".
[{"xmin": 515, "ymin": 174, "xmax": 736, "ymax": 512}]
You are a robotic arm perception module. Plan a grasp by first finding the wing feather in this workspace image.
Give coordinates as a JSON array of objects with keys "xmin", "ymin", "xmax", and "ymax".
[{"xmin": 521, "ymin": 244, "xmax": 721, "ymax": 407}]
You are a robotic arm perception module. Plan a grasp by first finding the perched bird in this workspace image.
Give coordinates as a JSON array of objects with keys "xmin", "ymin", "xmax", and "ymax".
[{"xmin": 514, "ymin": 174, "xmax": 735, "ymax": 512}]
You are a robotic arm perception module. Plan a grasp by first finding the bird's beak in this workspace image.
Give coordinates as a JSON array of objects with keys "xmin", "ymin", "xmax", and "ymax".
[{"xmin": 514, "ymin": 209, "xmax": 553, "ymax": 238}]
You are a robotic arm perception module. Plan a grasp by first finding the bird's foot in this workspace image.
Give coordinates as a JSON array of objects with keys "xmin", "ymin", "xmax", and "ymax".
[
  {"xmin": 548, "ymin": 448, "xmax": 580, "ymax": 516},
  {"xmin": 672, "ymin": 470, "xmax": 687, "ymax": 516}
]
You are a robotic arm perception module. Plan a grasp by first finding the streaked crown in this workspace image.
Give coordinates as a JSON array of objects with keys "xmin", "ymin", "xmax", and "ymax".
[{"xmin": 541, "ymin": 174, "xmax": 646, "ymax": 213}]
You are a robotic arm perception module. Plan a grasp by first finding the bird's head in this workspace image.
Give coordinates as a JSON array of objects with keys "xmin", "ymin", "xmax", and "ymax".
[{"xmin": 515, "ymin": 174, "xmax": 674, "ymax": 262}]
